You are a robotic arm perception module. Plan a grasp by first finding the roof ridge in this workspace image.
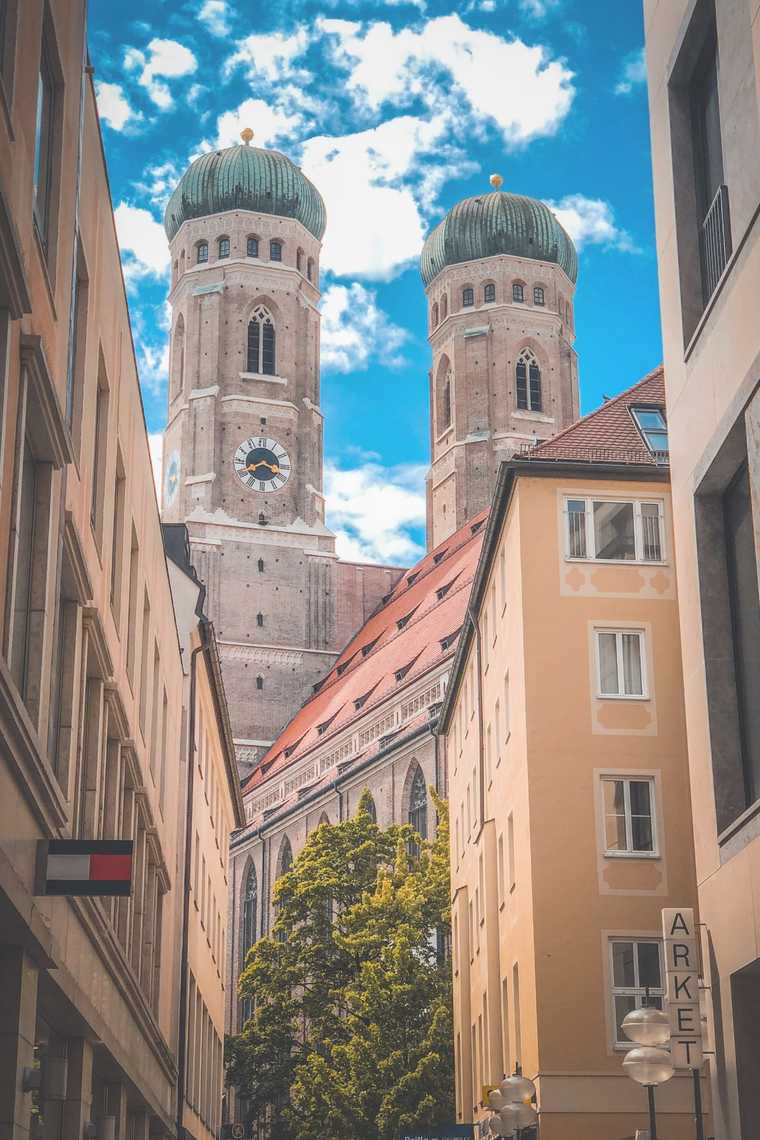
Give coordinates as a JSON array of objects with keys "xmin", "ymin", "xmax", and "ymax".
[{"xmin": 531, "ymin": 364, "xmax": 664, "ymax": 453}]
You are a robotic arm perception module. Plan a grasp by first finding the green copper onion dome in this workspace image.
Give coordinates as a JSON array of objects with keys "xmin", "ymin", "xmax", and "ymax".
[
  {"xmin": 420, "ymin": 176, "xmax": 577, "ymax": 286},
  {"xmin": 164, "ymin": 130, "xmax": 326, "ymax": 241}
]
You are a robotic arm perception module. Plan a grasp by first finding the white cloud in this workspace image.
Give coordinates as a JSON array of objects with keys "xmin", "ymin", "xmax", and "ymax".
[
  {"xmin": 95, "ymin": 81, "xmax": 141, "ymax": 131},
  {"xmin": 139, "ymin": 339, "xmax": 170, "ymax": 399},
  {"xmin": 198, "ymin": 0, "xmax": 231, "ymax": 37},
  {"xmin": 519, "ymin": 0, "xmax": 562, "ymax": 18},
  {"xmin": 148, "ymin": 433, "xmax": 164, "ymax": 500},
  {"xmin": 301, "ymin": 114, "xmax": 455, "ymax": 279},
  {"xmin": 325, "ymin": 460, "xmax": 426, "ymax": 564},
  {"xmin": 223, "ymin": 28, "xmax": 310, "ymax": 83},
  {"xmin": 113, "ymin": 202, "xmax": 170, "ymax": 280},
  {"xmin": 211, "ymin": 98, "xmax": 301, "ymax": 149},
  {"xmin": 320, "ymin": 283, "xmax": 409, "ymax": 373},
  {"xmin": 133, "ymin": 160, "xmax": 183, "ymax": 211},
  {"xmin": 614, "ymin": 47, "xmax": 646, "ymax": 96},
  {"xmin": 124, "ymin": 38, "xmax": 197, "ymax": 110},
  {"xmin": 319, "ymin": 15, "xmax": 574, "ymax": 145},
  {"xmin": 546, "ymin": 194, "xmax": 638, "ymax": 253}
]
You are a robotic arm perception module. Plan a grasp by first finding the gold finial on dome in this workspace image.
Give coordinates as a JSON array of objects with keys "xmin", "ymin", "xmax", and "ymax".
[
  {"xmin": 241, "ymin": 127, "xmax": 254, "ymax": 145},
  {"xmin": 489, "ymin": 173, "xmax": 504, "ymax": 190}
]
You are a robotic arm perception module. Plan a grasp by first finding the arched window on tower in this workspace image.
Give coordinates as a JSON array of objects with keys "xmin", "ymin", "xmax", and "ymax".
[
  {"xmin": 218, "ymin": 236, "xmax": 230, "ymax": 259},
  {"xmin": 240, "ymin": 864, "xmax": 258, "ymax": 1024},
  {"xmin": 431, "ymin": 302, "xmax": 439, "ymax": 328},
  {"xmin": 257, "ymin": 558, "xmax": 264, "ymax": 573},
  {"xmin": 484, "ymin": 282, "xmax": 496, "ymax": 303},
  {"xmin": 255, "ymin": 675, "xmax": 263, "ymax": 690},
  {"xmin": 435, "ymin": 355, "xmax": 452, "ymax": 434},
  {"xmin": 512, "ymin": 281, "xmax": 524, "ymax": 302},
  {"xmin": 247, "ymin": 235, "xmax": 259, "ymax": 258},
  {"xmin": 307, "ymin": 257, "xmax": 314, "ymax": 283},
  {"xmin": 533, "ymin": 285, "xmax": 545, "ymax": 306},
  {"xmin": 296, "ymin": 248, "xmax": 303, "ymax": 272},
  {"xmin": 171, "ymin": 314, "xmax": 185, "ymax": 398},
  {"xmin": 269, "ymin": 239, "xmax": 282, "ymax": 262},
  {"xmin": 441, "ymin": 294, "xmax": 448, "ymax": 320},
  {"xmin": 408, "ymin": 764, "xmax": 428, "ymax": 851},
  {"xmin": 180, "ymin": 250, "xmax": 185, "ymax": 276},
  {"xmin": 462, "ymin": 286, "xmax": 474, "ymax": 308},
  {"xmin": 247, "ymin": 305, "xmax": 276, "ymax": 375},
  {"xmin": 278, "ymin": 837, "xmax": 293, "ymax": 877},
  {"xmin": 196, "ymin": 241, "xmax": 208, "ymax": 264},
  {"xmin": 515, "ymin": 347, "xmax": 542, "ymax": 412}
]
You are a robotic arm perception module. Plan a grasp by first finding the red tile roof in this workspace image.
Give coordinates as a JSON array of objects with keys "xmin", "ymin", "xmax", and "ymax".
[
  {"xmin": 242, "ymin": 510, "xmax": 488, "ymax": 799},
  {"xmin": 521, "ymin": 366, "xmax": 667, "ymax": 466}
]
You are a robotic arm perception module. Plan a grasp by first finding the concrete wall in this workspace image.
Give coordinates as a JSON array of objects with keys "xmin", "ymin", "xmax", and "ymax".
[{"xmin": 645, "ymin": 1, "xmax": 760, "ymax": 1135}]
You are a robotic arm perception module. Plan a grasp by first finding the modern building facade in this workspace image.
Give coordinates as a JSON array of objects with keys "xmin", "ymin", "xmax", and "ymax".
[
  {"xmin": 440, "ymin": 371, "xmax": 702, "ymax": 1138},
  {"xmin": 422, "ymin": 180, "xmax": 580, "ymax": 549},
  {"xmin": 644, "ymin": 1, "xmax": 760, "ymax": 1135},
  {"xmin": 160, "ymin": 138, "xmax": 401, "ymax": 776},
  {"xmin": 0, "ymin": 5, "xmax": 237, "ymax": 1138}
]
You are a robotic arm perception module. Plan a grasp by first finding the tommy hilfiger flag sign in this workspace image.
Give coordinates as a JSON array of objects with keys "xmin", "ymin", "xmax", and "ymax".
[{"xmin": 40, "ymin": 840, "xmax": 134, "ymax": 896}]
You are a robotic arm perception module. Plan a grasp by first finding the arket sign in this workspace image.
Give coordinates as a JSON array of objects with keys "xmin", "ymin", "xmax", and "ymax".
[{"xmin": 661, "ymin": 907, "xmax": 703, "ymax": 1069}]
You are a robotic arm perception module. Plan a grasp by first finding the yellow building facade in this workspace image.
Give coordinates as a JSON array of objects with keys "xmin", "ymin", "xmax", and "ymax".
[{"xmin": 440, "ymin": 372, "xmax": 704, "ymax": 1138}]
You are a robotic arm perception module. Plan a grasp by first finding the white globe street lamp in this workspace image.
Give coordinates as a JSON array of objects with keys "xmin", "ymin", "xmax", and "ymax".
[
  {"xmin": 621, "ymin": 1002, "xmax": 674, "ymax": 1140},
  {"xmin": 485, "ymin": 1067, "xmax": 538, "ymax": 1138}
]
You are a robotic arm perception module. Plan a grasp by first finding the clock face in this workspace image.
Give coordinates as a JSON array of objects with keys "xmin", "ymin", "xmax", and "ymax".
[
  {"xmin": 164, "ymin": 450, "xmax": 180, "ymax": 506},
  {"xmin": 233, "ymin": 436, "xmax": 291, "ymax": 493}
]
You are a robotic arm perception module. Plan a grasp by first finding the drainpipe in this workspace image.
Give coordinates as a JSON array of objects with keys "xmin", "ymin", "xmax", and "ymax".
[
  {"xmin": 176, "ymin": 626, "xmax": 208, "ymax": 1140},
  {"xmin": 467, "ymin": 602, "xmax": 486, "ymax": 829}
]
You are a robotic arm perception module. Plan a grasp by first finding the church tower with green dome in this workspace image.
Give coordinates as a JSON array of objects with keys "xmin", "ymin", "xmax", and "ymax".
[
  {"xmin": 161, "ymin": 131, "xmax": 400, "ymax": 775},
  {"xmin": 422, "ymin": 174, "xmax": 580, "ymax": 547}
]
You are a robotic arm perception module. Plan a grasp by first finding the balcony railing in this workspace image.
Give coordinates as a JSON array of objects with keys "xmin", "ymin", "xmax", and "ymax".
[{"xmin": 700, "ymin": 184, "xmax": 731, "ymax": 304}]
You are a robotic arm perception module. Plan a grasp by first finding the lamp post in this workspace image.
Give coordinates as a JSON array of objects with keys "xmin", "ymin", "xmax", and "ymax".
[
  {"xmin": 621, "ymin": 1003, "xmax": 674, "ymax": 1140},
  {"xmin": 485, "ymin": 1068, "xmax": 538, "ymax": 1138}
]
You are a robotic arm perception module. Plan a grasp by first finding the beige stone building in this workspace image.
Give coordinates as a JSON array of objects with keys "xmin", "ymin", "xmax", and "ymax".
[
  {"xmin": 644, "ymin": 0, "xmax": 760, "ymax": 1135},
  {"xmin": 163, "ymin": 526, "xmax": 244, "ymax": 1140},
  {"xmin": 440, "ymin": 372, "xmax": 703, "ymax": 1138},
  {"xmin": 0, "ymin": 4, "xmax": 238, "ymax": 1139}
]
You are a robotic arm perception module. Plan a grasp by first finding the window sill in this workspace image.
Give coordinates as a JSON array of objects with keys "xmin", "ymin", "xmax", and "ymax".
[
  {"xmin": 603, "ymin": 850, "xmax": 660, "ymax": 860},
  {"xmin": 239, "ymin": 371, "xmax": 287, "ymax": 386},
  {"xmin": 565, "ymin": 556, "xmax": 667, "ymax": 568},
  {"xmin": 596, "ymin": 693, "xmax": 650, "ymax": 702}
]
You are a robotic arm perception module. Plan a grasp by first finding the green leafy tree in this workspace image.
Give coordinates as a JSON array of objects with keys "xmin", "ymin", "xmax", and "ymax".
[{"xmin": 226, "ymin": 791, "xmax": 454, "ymax": 1140}]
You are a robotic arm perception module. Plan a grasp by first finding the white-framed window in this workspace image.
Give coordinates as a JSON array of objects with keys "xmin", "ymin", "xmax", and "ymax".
[
  {"xmin": 565, "ymin": 497, "xmax": 664, "ymax": 562},
  {"xmin": 601, "ymin": 776, "xmax": 657, "ymax": 856},
  {"xmin": 609, "ymin": 938, "xmax": 664, "ymax": 1047},
  {"xmin": 595, "ymin": 629, "xmax": 647, "ymax": 698}
]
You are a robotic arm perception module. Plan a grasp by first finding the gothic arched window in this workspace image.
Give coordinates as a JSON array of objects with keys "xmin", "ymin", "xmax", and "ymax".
[
  {"xmin": 171, "ymin": 314, "xmax": 185, "ymax": 398},
  {"xmin": 241, "ymin": 865, "xmax": 257, "ymax": 963},
  {"xmin": 278, "ymin": 837, "xmax": 293, "ymax": 877},
  {"xmin": 516, "ymin": 348, "xmax": 542, "ymax": 412},
  {"xmin": 462, "ymin": 286, "xmax": 474, "ymax": 308},
  {"xmin": 533, "ymin": 285, "xmax": 545, "ymax": 306},
  {"xmin": 247, "ymin": 235, "xmax": 259, "ymax": 258},
  {"xmin": 269, "ymin": 239, "xmax": 282, "ymax": 262},
  {"xmin": 307, "ymin": 257, "xmax": 314, "ymax": 282},
  {"xmin": 408, "ymin": 764, "xmax": 428, "ymax": 841},
  {"xmin": 364, "ymin": 794, "xmax": 377, "ymax": 823},
  {"xmin": 247, "ymin": 305, "xmax": 276, "ymax": 375},
  {"xmin": 512, "ymin": 282, "xmax": 524, "ymax": 302},
  {"xmin": 431, "ymin": 302, "xmax": 439, "ymax": 328},
  {"xmin": 441, "ymin": 294, "xmax": 448, "ymax": 320},
  {"xmin": 296, "ymin": 248, "xmax": 303, "ymax": 272},
  {"xmin": 218, "ymin": 236, "xmax": 230, "ymax": 259},
  {"xmin": 257, "ymin": 558, "xmax": 264, "ymax": 573},
  {"xmin": 484, "ymin": 283, "xmax": 496, "ymax": 303},
  {"xmin": 436, "ymin": 355, "xmax": 452, "ymax": 434},
  {"xmin": 255, "ymin": 675, "xmax": 263, "ymax": 690},
  {"xmin": 196, "ymin": 241, "xmax": 208, "ymax": 264}
]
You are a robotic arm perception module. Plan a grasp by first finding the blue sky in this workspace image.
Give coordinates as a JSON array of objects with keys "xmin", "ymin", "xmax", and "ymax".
[{"xmin": 90, "ymin": 0, "xmax": 659, "ymax": 565}]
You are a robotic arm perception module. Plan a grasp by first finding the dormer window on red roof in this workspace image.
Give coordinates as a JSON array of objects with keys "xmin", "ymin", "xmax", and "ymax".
[
  {"xmin": 397, "ymin": 607, "xmax": 418, "ymax": 631},
  {"xmin": 436, "ymin": 573, "xmax": 460, "ymax": 602},
  {"xmin": 336, "ymin": 653, "xmax": 356, "ymax": 676},
  {"xmin": 406, "ymin": 571, "xmax": 420, "ymax": 587},
  {"xmin": 361, "ymin": 636, "xmax": 379, "ymax": 657},
  {"xmin": 395, "ymin": 656, "xmax": 418, "ymax": 682},
  {"xmin": 471, "ymin": 519, "xmax": 485, "ymax": 535},
  {"xmin": 317, "ymin": 709, "xmax": 341, "ymax": 735},
  {"xmin": 432, "ymin": 548, "xmax": 448, "ymax": 564},
  {"xmin": 440, "ymin": 627, "xmax": 462, "ymax": 651}
]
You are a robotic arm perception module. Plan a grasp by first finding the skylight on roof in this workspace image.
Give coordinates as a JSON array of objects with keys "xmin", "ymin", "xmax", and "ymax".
[
  {"xmin": 396, "ymin": 607, "xmax": 417, "ymax": 630},
  {"xmin": 432, "ymin": 548, "xmax": 448, "ymax": 564},
  {"xmin": 631, "ymin": 406, "xmax": 669, "ymax": 456}
]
